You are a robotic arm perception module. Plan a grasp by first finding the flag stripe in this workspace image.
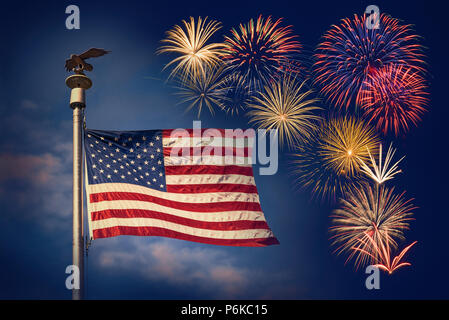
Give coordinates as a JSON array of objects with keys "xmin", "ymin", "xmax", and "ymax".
[
  {"xmin": 90, "ymin": 192, "xmax": 263, "ymax": 212},
  {"xmin": 88, "ymin": 183, "xmax": 259, "ymax": 203},
  {"xmin": 89, "ymin": 200, "xmax": 265, "ymax": 222},
  {"xmin": 91, "ymin": 209, "xmax": 270, "ymax": 230},
  {"xmin": 163, "ymin": 137, "xmax": 253, "ymax": 148},
  {"xmin": 93, "ymin": 226, "xmax": 279, "ymax": 247},
  {"xmin": 90, "ymin": 217, "xmax": 273, "ymax": 239},
  {"xmin": 166, "ymin": 183, "xmax": 258, "ymax": 194},
  {"xmin": 163, "ymin": 128, "xmax": 256, "ymax": 138},
  {"xmin": 165, "ymin": 165, "xmax": 254, "ymax": 177},
  {"xmin": 164, "ymin": 146, "xmax": 252, "ymax": 157},
  {"xmin": 164, "ymin": 155, "xmax": 251, "ymax": 166},
  {"xmin": 165, "ymin": 174, "xmax": 255, "ymax": 186}
]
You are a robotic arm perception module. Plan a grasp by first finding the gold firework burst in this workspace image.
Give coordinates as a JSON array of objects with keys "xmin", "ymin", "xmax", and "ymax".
[
  {"xmin": 292, "ymin": 135, "xmax": 363, "ymax": 202},
  {"xmin": 291, "ymin": 117, "xmax": 378, "ymax": 201},
  {"xmin": 158, "ymin": 16, "xmax": 224, "ymax": 80},
  {"xmin": 247, "ymin": 76, "xmax": 321, "ymax": 149},
  {"xmin": 320, "ymin": 117, "xmax": 380, "ymax": 177},
  {"xmin": 330, "ymin": 183, "xmax": 416, "ymax": 269}
]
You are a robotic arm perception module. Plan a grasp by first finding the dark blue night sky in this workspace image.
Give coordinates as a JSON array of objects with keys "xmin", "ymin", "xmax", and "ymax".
[{"xmin": 0, "ymin": 0, "xmax": 448, "ymax": 299}]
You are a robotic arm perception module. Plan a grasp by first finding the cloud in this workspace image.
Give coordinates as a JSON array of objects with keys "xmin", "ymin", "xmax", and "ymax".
[
  {"xmin": 95, "ymin": 238, "xmax": 250, "ymax": 298},
  {"xmin": 0, "ymin": 112, "xmax": 73, "ymax": 229},
  {"xmin": 0, "ymin": 149, "xmax": 72, "ymax": 228},
  {"xmin": 20, "ymin": 99, "xmax": 39, "ymax": 110},
  {"xmin": 0, "ymin": 153, "xmax": 62, "ymax": 185}
]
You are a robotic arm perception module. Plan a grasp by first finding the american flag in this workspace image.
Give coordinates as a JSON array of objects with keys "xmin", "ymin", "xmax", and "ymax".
[{"xmin": 84, "ymin": 128, "xmax": 279, "ymax": 246}]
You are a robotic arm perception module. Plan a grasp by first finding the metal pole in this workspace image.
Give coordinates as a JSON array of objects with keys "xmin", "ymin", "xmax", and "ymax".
[
  {"xmin": 66, "ymin": 74, "xmax": 92, "ymax": 300},
  {"xmin": 72, "ymin": 105, "xmax": 84, "ymax": 300}
]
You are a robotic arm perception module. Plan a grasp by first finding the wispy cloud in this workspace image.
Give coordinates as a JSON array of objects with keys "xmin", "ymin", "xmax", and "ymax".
[
  {"xmin": 0, "ymin": 103, "xmax": 73, "ymax": 230},
  {"xmin": 20, "ymin": 99, "xmax": 39, "ymax": 110},
  {"xmin": 0, "ymin": 149, "xmax": 72, "ymax": 229},
  {"xmin": 0, "ymin": 152, "xmax": 66, "ymax": 185},
  {"xmin": 94, "ymin": 238, "xmax": 250, "ymax": 298}
]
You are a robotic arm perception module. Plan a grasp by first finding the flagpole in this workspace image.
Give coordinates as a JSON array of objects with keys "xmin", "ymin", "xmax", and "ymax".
[{"xmin": 66, "ymin": 74, "xmax": 92, "ymax": 300}]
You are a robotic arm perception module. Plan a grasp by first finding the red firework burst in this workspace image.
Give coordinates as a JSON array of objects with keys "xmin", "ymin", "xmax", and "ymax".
[
  {"xmin": 223, "ymin": 15, "xmax": 302, "ymax": 90},
  {"xmin": 314, "ymin": 13, "xmax": 425, "ymax": 110},
  {"xmin": 360, "ymin": 64, "xmax": 429, "ymax": 136}
]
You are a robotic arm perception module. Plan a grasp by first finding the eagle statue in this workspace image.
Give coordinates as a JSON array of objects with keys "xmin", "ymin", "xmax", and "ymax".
[{"xmin": 65, "ymin": 48, "xmax": 110, "ymax": 74}]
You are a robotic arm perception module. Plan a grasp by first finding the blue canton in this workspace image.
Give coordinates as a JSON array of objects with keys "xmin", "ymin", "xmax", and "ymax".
[{"xmin": 84, "ymin": 129, "xmax": 166, "ymax": 191}]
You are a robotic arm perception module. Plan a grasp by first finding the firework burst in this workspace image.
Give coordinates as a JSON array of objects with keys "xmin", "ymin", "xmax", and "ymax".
[
  {"xmin": 158, "ymin": 16, "xmax": 224, "ymax": 80},
  {"xmin": 375, "ymin": 241, "xmax": 417, "ymax": 274},
  {"xmin": 314, "ymin": 13, "xmax": 425, "ymax": 110},
  {"xmin": 218, "ymin": 74, "xmax": 252, "ymax": 115},
  {"xmin": 292, "ymin": 117, "xmax": 378, "ymax": 201},
  {"xmin": 360, "ymin": 143, "xmax": 404, "ymax": 184},
  {"xmin": 247, "ymin": 75, "xmax": 321, "ymax": 149},
  {"xmin": 356, "ymin": 236, "xmax": 417, "ymax": 274},
  {"xmin": 292, "ymin": 135, "xmax": 361, "ymax": 202},
  {"xmin": 176, "ymin": 66, "xmax": 227, "ymax": 117},
  {"xmin": 320, "ymin": 117, "xmax": 380, "ymax": 177},
  {"xmin": 330, "ymin": 183, "xmax": 416, "ymax": 269},
  {"xmin": 223, "ymin": 15, "xmax": 302, "ymax": 90},
  {"xmin": 360, "ymin": 65, "xmax": 429, "ymax": 136}
]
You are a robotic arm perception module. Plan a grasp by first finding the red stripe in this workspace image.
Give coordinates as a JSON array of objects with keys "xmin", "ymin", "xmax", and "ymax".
[
  {"xmin": 166, "ymin": 184, "xmax": 258, "ymax": 194},
  {"xmin": 91, "ymin": 209, "xmax": 269, "ymax": 230},
  {"xmin": 165, "ymin": 165, "xmax": 254, "ymax": 176},
  {"xmin": 90, "ymin": 192, "xmax": 262, "ymax": 212},
  {"xmin": 93, "ymin": 226, "xmax": 279, "ymax": 247},
  {"xmin": 163, "ymin": 128, "xmax": 255, "ymax": 139},
  {"xmin": 164, "ymin": 146, "xmax": 252, "ymax": 157}
]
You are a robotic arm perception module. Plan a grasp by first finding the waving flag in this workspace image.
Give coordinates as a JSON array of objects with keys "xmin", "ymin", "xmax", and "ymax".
[{"xmin": 84, "ymin": 128, "xmax": 279, "ymax": 246}]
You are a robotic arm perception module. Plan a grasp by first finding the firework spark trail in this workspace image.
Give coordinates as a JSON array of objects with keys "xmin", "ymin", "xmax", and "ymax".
[
  {"xmin": 360, "ymin": 143, "xmax": 404, "ymax": 184},
  {"xmin": 354, "ymin": 236, "xmax": 417, "ymax": 274},
  {"xmin": 330, "ymin": 183, "xmax": 416, "ymax": 270},
  {"xmin": 314, "ymin": 13, "xmax": 425, "ymax": 110},
  {"xmin": 158, "ymin": 16, "xmax": 225, "ymax": 80},
  {"xmin": 223, "ymin": 15, "xmax": 303, "ymax": 91},
  {"xmin": 360, "ymin": 64, "xmax": 429, "ymax": 136},
  {"xmin": 247, "ymin": 75, "xmax": 321, "ymax": 149}
]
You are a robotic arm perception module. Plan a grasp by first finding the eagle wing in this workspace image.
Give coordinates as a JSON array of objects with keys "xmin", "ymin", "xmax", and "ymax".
[
  {"xmin": 65, "ymin": 58, "xmax": 75, "ymax": 71},
  {"xmin": 79, "ymin": 48, "xmax": 111, "ymax": 60}
]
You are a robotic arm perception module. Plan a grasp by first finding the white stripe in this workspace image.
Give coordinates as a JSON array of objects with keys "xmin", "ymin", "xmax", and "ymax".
[
  {"xmin": 164, "ymin": 155, "xmax": 252, "ymax": 166},
  {"xmin": 91, "ymin": 217, "xmax": 273, "ymax": 240},
  {"xmin": 163, "ymin": 137, "xmax": 254, "ymax": 149},
  {"xmin": 166, "ymin": 174, "xmax": 256, "ymax": 186},
  {"xmin": 88, "ymin": 183, "xmax": 260, "ymax": 203},
  {"xmin": 89, "ymin": 200, "xmax": 264, "ymax": 222}
]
